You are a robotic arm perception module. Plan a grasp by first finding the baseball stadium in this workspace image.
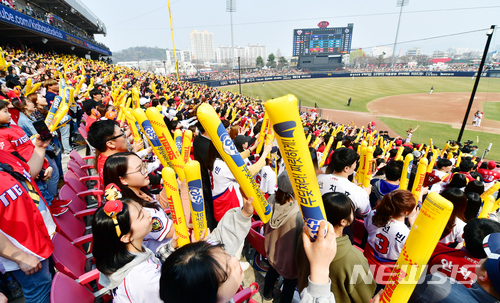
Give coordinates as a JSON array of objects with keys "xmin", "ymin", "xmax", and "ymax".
[{"xmin": 1, "ymin": 1, "xmax": 500, "ymax": 303}]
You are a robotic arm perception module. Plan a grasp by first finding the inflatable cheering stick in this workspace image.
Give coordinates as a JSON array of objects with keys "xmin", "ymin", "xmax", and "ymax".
[
  {"xmin": 265, "ymin": 94, "xmax": 327, "ymax": 241},
  {"xmin": 184, "ymin": 161, "xmax": 208, "ymax": 241},
  {"xmin": 378, "ymin": 192, "xmax": 453, "ymax": 303},
  {"xmin": 162, "ymin": 167, "xmax": 190, "ymax": 247},
  {"xmin": 197, "ymin": 103, "xmax": 272, "ymax": 223}
]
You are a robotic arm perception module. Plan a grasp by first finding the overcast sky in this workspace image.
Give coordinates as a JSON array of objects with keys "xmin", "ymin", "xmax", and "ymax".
[{"xmin": 84, "ymin": 0, "xmax": 500, "ymax": 56}]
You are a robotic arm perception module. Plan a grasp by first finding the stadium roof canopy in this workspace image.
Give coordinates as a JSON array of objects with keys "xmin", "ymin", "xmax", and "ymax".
[
  {"xmin": 32, "ymin": 0, "xmax": 106, "ymax": 36},
  {"xmin": 0, "ymin": 2, "xmax": 111, "ymax": 57}
]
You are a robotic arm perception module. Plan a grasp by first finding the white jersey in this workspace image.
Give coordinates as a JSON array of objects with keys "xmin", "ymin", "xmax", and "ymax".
[
  {"xmin": 143, "ymin": 206, "xmax": 173, "ymax": 253},
  {"xmin": 112, "ymin": 253, "xmax": 163, "ymax": 303},
  {"xmin": 317, "ymin": 174, "xmax": 371, "ymax": 216},
  {"xmin": 210, "ymin": 158, "xmax": 243, "ymax": 205},
  {"xmin": 364, "ymin": 211, "xmax": 410, "ymax": 261},
  {"xmin": 259, "ymin": 165, "xmax": 277, "ymax": 195},
  {"xmin": 439, "ymin": 217, "xmax": 465, "ymax": 246}
]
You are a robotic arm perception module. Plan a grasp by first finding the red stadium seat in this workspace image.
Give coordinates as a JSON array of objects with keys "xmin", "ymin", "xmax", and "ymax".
[
  {"xmin": 50, "ymin": 272, "xmax": 95, "ymax": 303},
  {"xmin": 352, "ymin": 218, "xmax": 366, "ymax": 246},
  {"xmin": 69, "ymin": 150, "xmax": 94, "ymax": 171},
  {"xmin": 247, "ymin": 220, "xmax": 266, "ymax": 259},
  {"xmin": 63, "ymin": 171, "xmax": 103, "ymax": 207},
  {"xmin": 363, "ymin": 242, "xmax": 395, "ymax": 285},
  {"xmin": 67, "ymin": 160, "xmax": 102, "ymax": 190},
  {"xmin": 53, "ymin": 208, "xmax": 95, "ymax": 253},
  {"xmin": 58, "ymin": 184, "xmax": 99, "ymax": 214},
  {"xmin": 51, "ymin": 233, "xmax": 95, "ymax": 291}
]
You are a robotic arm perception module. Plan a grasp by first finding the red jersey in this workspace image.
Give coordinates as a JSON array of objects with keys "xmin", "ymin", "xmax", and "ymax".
[
  {"xmin": 98, "ymin": 153, "xmax": 108, "ymax": 185},
  {"xmin": 0, "ymin": 151, "xmax": 54, "ymax": 272},
  {"xmin": 85, "ymin": 116, "xmax": 97, "ymax": 133},
  {"xmin": 0, "ymin": 124, "xmax": 34, "ymax": 162},
  {"xmin": 427, "ymin": 243, "xmax": 479, "ymax": 288},
  {"xmin": 477, "ymin": 168, "xmax": 500, "ymax": 184}
]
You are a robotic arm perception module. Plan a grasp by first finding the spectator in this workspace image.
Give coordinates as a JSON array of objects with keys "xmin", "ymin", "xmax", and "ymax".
[
  {"xmin": 365, "ymin": 190, "xmax": 417, "ymax": 261},
  {"xmin": 319, "ymin": 147, "xmax": 371, "ymax": 217},
  {"xmin": 263, "ymin": 172, "xmax": 303, "ymax": 303},
  {"xmin": 439, "ymin": 188, "xmax": 467, "ymax": 247},
  {"xmin": 407, "ymin": 233, "xmax": 500, "ymax": 303},
  {"xmin": 297, "ymin": 192, "xmax": 376, "ymax": 302}
]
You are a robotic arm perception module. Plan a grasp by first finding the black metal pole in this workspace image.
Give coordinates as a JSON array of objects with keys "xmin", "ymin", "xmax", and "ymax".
[
  {"xmin": 457, "ymin": 25, "xmax": 495, "ymax": 143},
  {"xmin": 238, "ymin": 57, "xmax": 241, "ymax": 95}
]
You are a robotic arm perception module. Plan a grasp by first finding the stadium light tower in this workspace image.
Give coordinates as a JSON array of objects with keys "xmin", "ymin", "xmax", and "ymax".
[
  {"xmin": 227, "ymin": 0, "xmax": 236, "ymax": 70},
  {"xmin": 391, "ymin": 0, "xmax": 409, "ymax": 67}
]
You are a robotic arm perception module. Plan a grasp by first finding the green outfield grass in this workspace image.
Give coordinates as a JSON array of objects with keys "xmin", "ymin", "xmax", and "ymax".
[
  {"xmin": 224, "ymin": 76, "xmax": 500, "ymax": 113},
  {"xmin": 378, "ymin": 116, "xmax": 499, "ymax": 160},
  {"xmin": 483, "ymin": 101, "xmax": 500, "ymax": 122}
]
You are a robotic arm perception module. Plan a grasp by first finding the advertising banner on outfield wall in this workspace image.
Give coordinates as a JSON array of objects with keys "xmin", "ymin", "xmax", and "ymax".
[
  {"xmin": 0, "ymin": 5, "xmax": 111, "ymax": 56},
  {"xmin": 188, "ymin": 71, "xmax": 489, "ymax": 87}
]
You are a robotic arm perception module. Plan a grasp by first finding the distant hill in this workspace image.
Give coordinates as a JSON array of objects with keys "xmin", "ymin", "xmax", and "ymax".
[{"xmin": 112, "ymin": 46, "xmax": 166, "ymax": 63}]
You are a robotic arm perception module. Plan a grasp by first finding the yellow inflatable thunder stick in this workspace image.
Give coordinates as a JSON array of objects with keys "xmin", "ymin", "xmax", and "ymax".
[
  {"xmin": 197, "ymin": 103, "xmax": 272, "ymax": 223},
  {"xmin": 318, "ymin": 134, "xmax": 334, "ymax": 167},
  {"xmin": 312, "ymin": 136, "xmax": 321, "ymax": 149},
  {"xmin": 429, "ymin": 139, "xmax": 434, "ymax": 153},
  {"xmin": 256, "ymin": 111, "xmax": 269, "ymax": 154},
  {"xmin": 481, "ymin": 182, "xmax": 500, "ymax": 200},
  {"xmin": 122, "ymin": 108, "xmax": 142, "ymax": 148},
  {"xmin": 131, "ymin": 87, "xmax": 140, "ymax": 109},
  {"xmin": 145, "ymin": 108, "xmax": 186, "ymax": 181},
  {"xmin": 478, "ymin": 195, "xmax": 495, "ymax": 219},
  {"xmin": 182, "ymin": 130, "xmax": 193, "ymax": 164},
  {"xmin": 45, "ymin": 95, "xmax": 63, "ymax": 127},
  {"xmin": 355, "ymin": 142, "xmax": 368, "ymax": 184},
  {"xmin": 411, "ymin": 158, "xmax": 428, "ymax": 204},
  {"xmin": 427, "ymin": 149, "xmax": 439, "ymax": 173},
  {"xmin": 162, "ymin": 167, "xmax": 190, "ymax": 247},
  {"xmin": 379, "ymin": 192, "xmax": 453, "ymax": 303},
  {"xmin": 395, "ymin": 146, "xmax": 404, "ymax": 161},
  {"xmin": 336, "ymin": 140, "xmax": 342, "ymax": 150},
  {"xmin": 423, "ymin": 145, "xmax": 430, "ymax": 159},
  {"xmin": 265, "ymin": 95, "xmax": 327, "ymax": 240},
  {"xmin": 306, "ymin": 133, "xmax": 312, "ymax": 145},
  {"xmin": 447, "ymin": 151, "xmax": 454, "ymax": 160},
  {"xmin": 133, "ymin": 108, "xmax": 172, "ymax": 169},
  {"xmin": 363, "ymin": 146, "xmax": 374, "ymax": 188},
  {"xmin": 47, "ymin": 86, "xmax": 72, "ymax": 132},
  {"xmin": 399, "ymin": 153, "xmax": 414, "ymax": 190},
  {"xmin": 455, "ymin": 151, "xmax": 463, "ymax": 168},
  {"xmin": 184, "ymin": 161, "xmax": 208, "ymax": 241},
  {"xmin": 354, "ymin": 127, "xmax": 364, "ymax": 143},
  {"xmin": 174, "ymin": 129, "xmax": 183, "ymax": 154},
  {"xmin": 440, "ymin": 142, "xmax": 449, "ymax": 157}
]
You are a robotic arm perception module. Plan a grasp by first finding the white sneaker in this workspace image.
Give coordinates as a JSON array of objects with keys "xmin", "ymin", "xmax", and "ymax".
[{"xmin": 62, "ymin": 152, "xmax": 70, "ymax": 158}]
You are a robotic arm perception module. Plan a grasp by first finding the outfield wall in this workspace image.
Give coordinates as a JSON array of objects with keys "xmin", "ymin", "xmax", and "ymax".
[{"xmin": 189, "ymin": 71, "xmax": 490, "ymax": 87}]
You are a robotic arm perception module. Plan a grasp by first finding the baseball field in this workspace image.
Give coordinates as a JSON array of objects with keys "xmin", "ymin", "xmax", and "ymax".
[{"xmin": 223, "ymin": 76, "xmax": 500, "ymax": 160}]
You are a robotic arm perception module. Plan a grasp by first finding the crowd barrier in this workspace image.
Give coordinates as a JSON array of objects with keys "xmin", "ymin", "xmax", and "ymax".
[{"xmin": 188, "ymin": 71, "xmax": 489, "ymax": 88}]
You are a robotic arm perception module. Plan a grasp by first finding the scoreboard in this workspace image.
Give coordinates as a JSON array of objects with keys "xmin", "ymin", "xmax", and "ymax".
[{"xmin": 293, "ymin": 25, "xmax": 353, "ymax": 56}]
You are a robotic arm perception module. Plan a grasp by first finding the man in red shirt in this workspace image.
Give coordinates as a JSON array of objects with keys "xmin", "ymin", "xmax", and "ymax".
[
  {"xmin": 478, "ymin": 161, "xmax": 500, "ymax": 189},
  {"xmin": 0, "ymin": 135, "xmax": 55, "ymax": 303},
  {"xmin": 458, "ymin": 160, "xmax": 476, "ymax": 182},
  {"xmin": 428, "ymin": 218, "xmax": 500, "ymax": 287}
]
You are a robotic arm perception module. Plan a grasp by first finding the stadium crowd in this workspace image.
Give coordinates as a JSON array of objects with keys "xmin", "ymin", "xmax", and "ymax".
[
  {"xmin": 1, "ymin": 42, "xmax": 500, "ymax": 303},
  {"xmin": 0, "ymin": 1, "xmax": 109, "ymax": 50}
]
